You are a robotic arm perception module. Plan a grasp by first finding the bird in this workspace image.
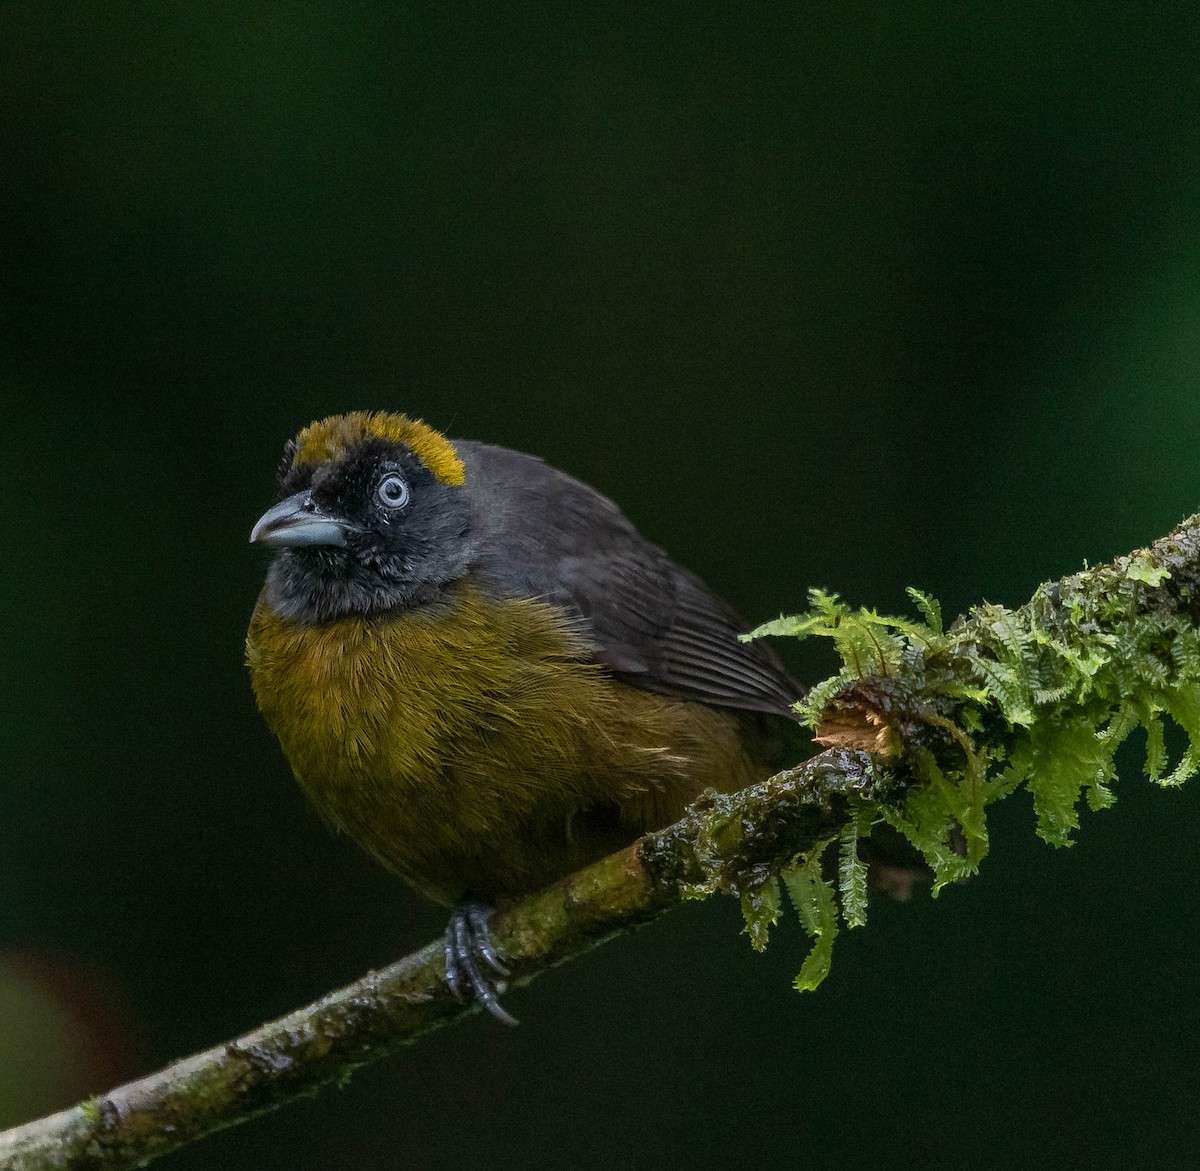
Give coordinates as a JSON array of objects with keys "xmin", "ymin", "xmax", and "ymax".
[{"xmin": 246, "ymin": 411, "xmax": 800, "ymax": 1023}]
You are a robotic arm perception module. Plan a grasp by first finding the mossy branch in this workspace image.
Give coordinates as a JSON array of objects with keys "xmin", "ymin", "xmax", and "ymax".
[
  {"xmin": 0, "ymin": 749, "xmax": 876, "ymax": 1171},
  {"xmin": 5, "ymin": 514, "xmax": 1200, "ymax": 1171}
]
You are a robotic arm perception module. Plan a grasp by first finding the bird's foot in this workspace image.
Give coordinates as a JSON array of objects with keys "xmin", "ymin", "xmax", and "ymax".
[{"xmin": 444, "ymin": 902, "xmax": 517, "ymax": 1026}]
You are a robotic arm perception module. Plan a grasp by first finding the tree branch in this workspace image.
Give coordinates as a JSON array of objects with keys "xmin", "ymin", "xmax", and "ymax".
[
  {"xmin": 0, "ymin": 748, "xmax": 877, "ymax": 1171},
  {"xmin": 4, "ymin": 513, "xmax": 1200, "ymax": 1171}
]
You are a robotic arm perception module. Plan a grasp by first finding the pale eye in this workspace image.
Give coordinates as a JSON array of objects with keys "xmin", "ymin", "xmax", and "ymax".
[{"xmin": 376, "ymin": 473, "xmax": 411, "ymax": 509}]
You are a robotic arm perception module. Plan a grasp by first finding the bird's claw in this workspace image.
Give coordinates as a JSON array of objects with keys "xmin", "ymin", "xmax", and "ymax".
[{"xmin": 444, "ymin": 903, "xmax": 517, "ymax": 1026}]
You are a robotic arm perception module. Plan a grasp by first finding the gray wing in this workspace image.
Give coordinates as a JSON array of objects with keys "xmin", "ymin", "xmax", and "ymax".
[{"xmin": 456, "ymin": 440, "xmax": 799, "ymax": 718}]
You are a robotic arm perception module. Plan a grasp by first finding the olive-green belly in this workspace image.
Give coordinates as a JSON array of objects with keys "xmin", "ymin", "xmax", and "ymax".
[{"xmin": 246, "ymin": 581, "xmax": 768, "ymax": 903}]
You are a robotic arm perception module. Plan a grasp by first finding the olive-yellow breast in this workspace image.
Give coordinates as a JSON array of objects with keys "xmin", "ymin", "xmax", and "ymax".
[{"xmin": 247, "ymin": 411, "xmax": 798, "ymax": 1021}]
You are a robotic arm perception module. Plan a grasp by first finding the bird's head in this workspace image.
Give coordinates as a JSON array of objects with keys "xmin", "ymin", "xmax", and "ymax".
[{"xmin": 251, "ymin": 412, "xmax": 475, "ymax": 622}]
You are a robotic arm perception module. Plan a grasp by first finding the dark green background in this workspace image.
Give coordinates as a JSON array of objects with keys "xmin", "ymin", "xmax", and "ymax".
[{"xmin": 2, "ymin": 2, "xmax": 1199, "ymax": 1168}]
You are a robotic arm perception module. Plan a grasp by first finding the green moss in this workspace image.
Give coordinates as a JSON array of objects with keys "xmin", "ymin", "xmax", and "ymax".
[
  {"xmin": 781, "ymin": 841, "xmax": 838, "ymax": 991},
  {"xmin": 739, "ymin": 878, "xmax": 782, "ymax": 953},
  {"xmin": 739, "ymin": 519, "xmax": 1200, "ymax": 990}
]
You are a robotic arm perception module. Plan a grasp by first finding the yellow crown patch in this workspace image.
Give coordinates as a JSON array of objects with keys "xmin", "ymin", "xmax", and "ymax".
[{"xmin": 292, "ymin": 412, "xmax": 465, "ymax": 486}]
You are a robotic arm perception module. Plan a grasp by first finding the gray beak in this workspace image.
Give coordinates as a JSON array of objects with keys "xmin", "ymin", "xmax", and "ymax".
[{"xmin": 250, "ymin": 490, "xmax": 353, "ymax": 548}]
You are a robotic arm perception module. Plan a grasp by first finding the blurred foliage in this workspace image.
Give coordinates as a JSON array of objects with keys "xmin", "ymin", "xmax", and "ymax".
[
  {"xmin": 0, "ymin": 953, "xmax": 135, "ymax": 1128},
  {"xmin": 0, "ymin": 961, "xmax": 88, "ymax": 1129}
]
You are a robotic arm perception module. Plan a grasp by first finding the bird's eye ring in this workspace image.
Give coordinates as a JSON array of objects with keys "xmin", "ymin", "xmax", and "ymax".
[{"xmin": 376, "ymin": 473, "xmax": 411, "ymax": 509}]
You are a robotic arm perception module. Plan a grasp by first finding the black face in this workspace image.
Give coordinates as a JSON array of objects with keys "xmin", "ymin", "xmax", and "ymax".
[{"xmin": 259, "ymin": 438, "xmax": 476, "ymax": 622}]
